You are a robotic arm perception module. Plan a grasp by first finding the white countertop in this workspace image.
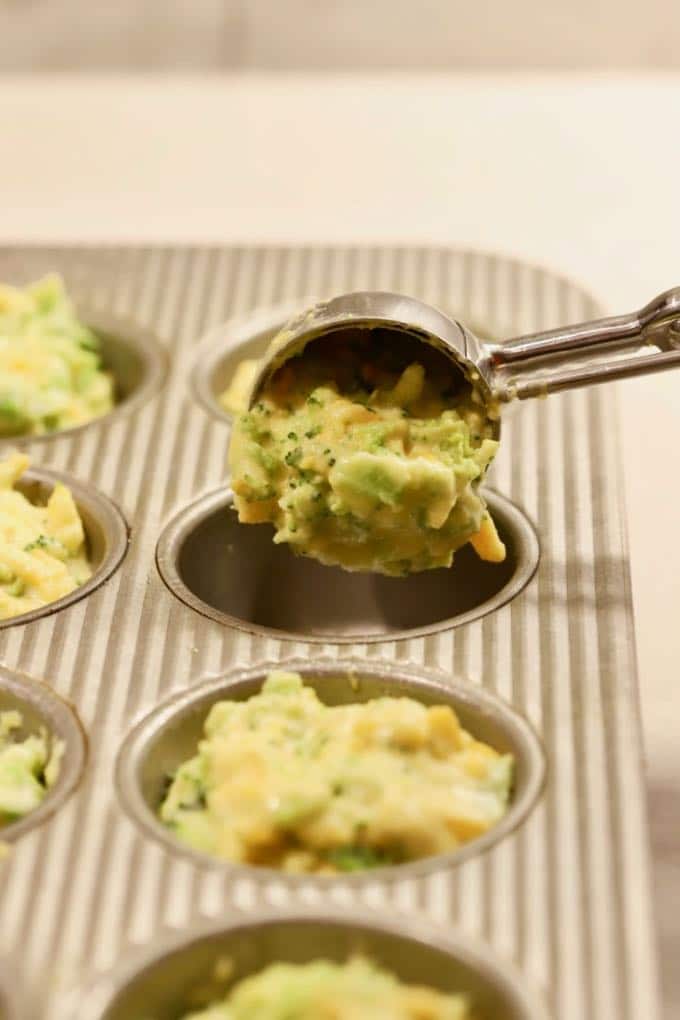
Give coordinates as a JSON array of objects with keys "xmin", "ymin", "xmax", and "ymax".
[{"xmin": 0, "ymin": 71, "xmax": 677, "ymax": 1007}]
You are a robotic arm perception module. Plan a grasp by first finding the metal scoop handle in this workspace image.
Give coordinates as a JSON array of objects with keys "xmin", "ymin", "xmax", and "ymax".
[{"xmin": 488, "ymin": 287, "xmax": 680, "ymax": 401}]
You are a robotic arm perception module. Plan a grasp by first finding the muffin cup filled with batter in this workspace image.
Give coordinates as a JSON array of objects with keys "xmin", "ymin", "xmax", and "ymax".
[
  {"xmin": 116, "ymin": 659, "xmax": 545, "ymax": 881},
  {"xmin": 0, "ymin": 666, "xmax": 86, "ymax": 843},
  {"xmin": 70, "ymin": 910, "xmax": 549, "ymax": 1020}
]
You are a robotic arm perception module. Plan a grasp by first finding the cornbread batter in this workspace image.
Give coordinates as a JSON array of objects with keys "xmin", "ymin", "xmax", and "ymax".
[
  {"xmin": 160, "ymin": 672, "xmax": 513, "ymax": 873},
  {"xmin": 179, "ymin": 957, "xmax": 471, "ymax": 1020},
  {"xmin": 219, "ymin": 358, "xmax": 259, "ymax": 416},
  {"xmin": 0, "ymin": 710, "xmax": 63, "ymax": 825},
  {"xmin": 0, "ymin": 453, "xmax": 91, "ymax": 620},
  {"xmin": 0, "ymin": 274, "xmax": 113, "ymax": 436}
]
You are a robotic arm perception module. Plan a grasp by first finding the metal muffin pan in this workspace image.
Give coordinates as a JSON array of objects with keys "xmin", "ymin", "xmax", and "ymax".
[
  {"xmin": 72, "ymin": 909, "xmax": 549, "ymax": 1020},
  {"xmin": 0, "ymin": 466, "xmax": 130, "ymax": 631},
  {"xmin": 0, "ymin": 246, "xmax": 661, "ymax": 1020},
  {"xmin": 156, "ymin": 487, "xmax": 540, "ymax": 642},
  {"xmin": 0, "ymin": 666, "xmax": 87, "ymax": 843},
  {"xmin": 116, "ymin": 658, "xmax": 545, "ymax": 879}
]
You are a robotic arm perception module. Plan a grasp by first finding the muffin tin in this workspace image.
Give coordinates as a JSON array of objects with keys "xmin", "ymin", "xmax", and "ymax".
[{"xmin": 0, "ymin": 245, "xmax": 661, "ymax": 1020}]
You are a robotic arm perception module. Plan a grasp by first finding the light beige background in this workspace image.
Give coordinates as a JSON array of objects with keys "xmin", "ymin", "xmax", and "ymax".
[{"xmin": 1, "ymin": 0, "xmax": 680, "ymax": 70}]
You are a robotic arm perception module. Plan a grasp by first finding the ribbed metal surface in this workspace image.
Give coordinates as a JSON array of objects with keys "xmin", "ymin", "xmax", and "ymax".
[{"xmin": 0, "ymin": 246, "xmax": 660, "ymax": 1020}]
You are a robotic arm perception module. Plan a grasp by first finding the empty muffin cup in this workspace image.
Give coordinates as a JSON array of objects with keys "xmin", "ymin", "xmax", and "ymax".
[
  {"xmin": 156, "ymin": 487, "xmax": 539, "ymax": 642},
  {"xmin": 0, "ymin": 466, "xmax": 129, "ymax": 630},
  {"xmin": 71, "ymin": 909, "xmax": 550, "ymax": 1020},
  {"xmin": 116, "ymin": 658, "xmax": 545, "ymax": 879},
  {"xmin": 0, "ymin": 666, "xmax": 87, "ymax": 842}
]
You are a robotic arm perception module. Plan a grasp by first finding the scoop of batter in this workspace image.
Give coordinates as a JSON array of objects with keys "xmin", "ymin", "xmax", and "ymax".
[{"xmin": 229, "ymin": 331, "xmax": 505, "ymax": 576}]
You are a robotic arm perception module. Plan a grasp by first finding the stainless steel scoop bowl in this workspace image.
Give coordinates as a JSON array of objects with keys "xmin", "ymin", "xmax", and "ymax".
[{"xmin": 248, "ymin": 288, "xmax": 680, "ymax": 431}]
